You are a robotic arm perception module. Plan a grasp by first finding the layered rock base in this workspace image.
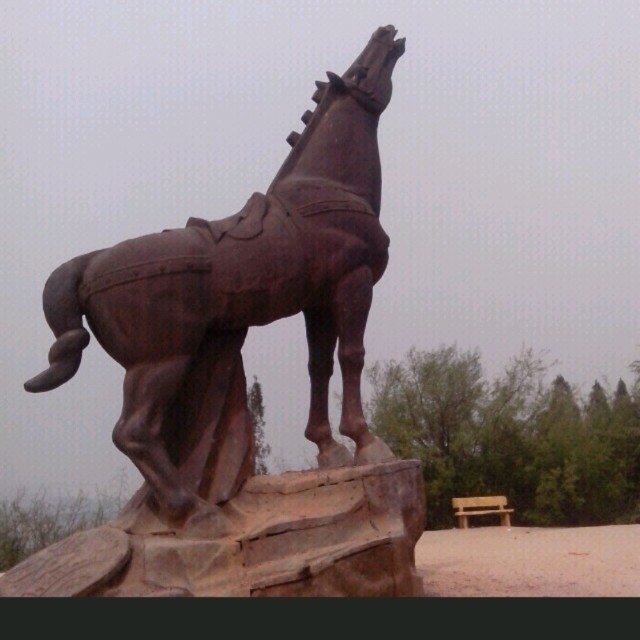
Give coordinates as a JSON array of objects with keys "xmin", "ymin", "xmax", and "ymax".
[{"xmin": 0, "ymin": 459, "xmax": 425, "ymax": 597}]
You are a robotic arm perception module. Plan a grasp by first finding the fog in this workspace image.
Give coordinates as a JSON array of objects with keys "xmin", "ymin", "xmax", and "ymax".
[{"xmin": 2, "ymin": 1, "xmax": 639, "ymax": 497}]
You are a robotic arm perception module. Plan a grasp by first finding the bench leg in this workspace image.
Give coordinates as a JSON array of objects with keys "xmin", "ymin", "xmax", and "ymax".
[
  {"xmin": 500, "ymin": 513, "xmax": 511, "ymax": 527},
  {"xmin": 458, "ymin": 515, "xmax": 468, "ymax": 529}
]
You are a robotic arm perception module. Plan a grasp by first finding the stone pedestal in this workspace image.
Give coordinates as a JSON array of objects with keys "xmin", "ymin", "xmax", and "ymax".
[{"xmin": 0, "ymin": 460, "xmax": 425, "ymax": 597}]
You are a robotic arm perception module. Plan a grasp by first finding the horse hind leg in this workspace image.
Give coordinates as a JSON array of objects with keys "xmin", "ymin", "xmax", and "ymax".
[
  {"xmin": 303, "ymin": 308, "xmax": 352, "ymax": 468},
  {"xmin": 113, "ymin": 355, "xmax": 213, "ymax": 522}
]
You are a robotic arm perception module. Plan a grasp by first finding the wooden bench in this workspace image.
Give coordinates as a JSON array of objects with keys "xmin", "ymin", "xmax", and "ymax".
[{"xmin": 452, "ymin": 496, "xmax": 514, "ymax": 529}]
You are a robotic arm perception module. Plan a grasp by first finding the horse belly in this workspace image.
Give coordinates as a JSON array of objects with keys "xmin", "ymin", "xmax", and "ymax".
[{"xmin": 209, "ymin": 235, "xmax": 308, "ymax": 327}]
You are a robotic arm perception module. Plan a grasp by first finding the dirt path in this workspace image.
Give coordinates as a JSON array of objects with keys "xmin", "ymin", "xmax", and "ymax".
[{"xmin": 415, "ymin": 524, "xmax": 640, "ymax": 597}]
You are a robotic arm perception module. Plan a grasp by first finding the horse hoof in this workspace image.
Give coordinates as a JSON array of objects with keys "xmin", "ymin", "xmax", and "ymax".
[
  {"xmin": 354, "ymin": 436, "xmax": 395, "ymax": 466},
  {"xmin": 179, "ymin": 501, "xmax": 235, "ymax": 540},
  {"xmin": 317, "ymin": 442, "xmax": 353, "ymax": 469}
]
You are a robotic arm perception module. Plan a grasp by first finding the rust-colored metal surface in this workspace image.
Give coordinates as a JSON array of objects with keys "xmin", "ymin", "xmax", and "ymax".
[{"xmin": 24, "ymin": 26, "xmax": 406, "ymax": 533}]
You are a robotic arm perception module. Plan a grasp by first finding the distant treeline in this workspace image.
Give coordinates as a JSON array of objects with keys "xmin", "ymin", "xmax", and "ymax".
[
  {"xmin": 367, "ymin": 345, "xmax": 640, "ymax": 530},
  {"xmin": 0, "ymin": 476, "xmax": 129, "ymax": 572}
]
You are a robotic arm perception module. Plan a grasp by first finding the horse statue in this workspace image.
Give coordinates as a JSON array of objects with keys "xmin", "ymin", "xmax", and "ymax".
[{"xmin": 25, "ymin": 26, "xmax": 406, "ymax": 533}]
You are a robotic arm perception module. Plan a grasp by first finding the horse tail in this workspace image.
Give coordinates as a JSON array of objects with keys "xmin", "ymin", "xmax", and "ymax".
[{"xmin": 24, "ymin": 250, "xmax": 102, "ymax": 393}]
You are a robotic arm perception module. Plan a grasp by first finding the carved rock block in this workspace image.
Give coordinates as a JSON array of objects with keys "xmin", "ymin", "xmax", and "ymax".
[
  {"xmin": 0, "ymin": 460, "xmax": 425, "ymax": 597},
  {"xmin": 0, "ymin": 527, "xmax": 130, "ymax": 597}
]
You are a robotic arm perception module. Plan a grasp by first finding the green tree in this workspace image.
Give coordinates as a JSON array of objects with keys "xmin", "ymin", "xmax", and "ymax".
[
  {"xmin": 612, "ymin": 379, "xmax": 635, "ymax": 425},
  {"xmin": 248, "ymin": 375, "xmax": 271, "ymax": 475},
  {"xmin": 366, "ymin": 345, "xmax": 485, "ymax": 529},
  {"xmin": 578, "ymin": 379, "xmax": 623, "ymax": 523},
  {"xmin": 607, "ymin": 379, "xmax": 640, "ymax": 520},
  {"xmin": 625, "ymin": 365, "xmax": 640, "ymax": 521},
  {"xmin": 0, "ymin": 475, "xmax": 129, "ymax": 572},
  {"xmin": 585, "ymin": 381, "xmax": 610, "ymax": 430},
  {"xmin": 475, "ymin": 348, "xmax": 550, "ymax": 519},
  {"xmin": 365, "ymin": 345, "xmax": 640, "ymax": 528},
  {"xmin": 630, "ymin": 359, "xmax": 640, "ymax": 401},
  {"xmin": 534, "ymin": 376, "xmax": 583, "ymax": 460},
  {"xmin": 525, "ymin": 374, "xmax": 588, "ymax": 525}
]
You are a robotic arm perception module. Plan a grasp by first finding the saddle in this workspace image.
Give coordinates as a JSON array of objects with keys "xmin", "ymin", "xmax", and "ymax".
[{"xmin": 186, "ymin": 192, "xmax": 268, "ymax": 243}]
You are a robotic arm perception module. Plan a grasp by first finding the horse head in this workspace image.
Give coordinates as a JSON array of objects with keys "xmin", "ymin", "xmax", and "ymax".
[
  {"xmin": 271, "ymin": 26, "xmax": 405, "ymax": 197},
  {"xmin": 329, "ymin": 25, "xmax": 405, "ymax": 115}
]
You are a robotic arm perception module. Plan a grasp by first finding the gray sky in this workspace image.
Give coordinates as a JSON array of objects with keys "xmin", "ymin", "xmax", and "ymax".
[{"xmin": 2, "ymin": 1, "xmax": 639, "ymax": 498}]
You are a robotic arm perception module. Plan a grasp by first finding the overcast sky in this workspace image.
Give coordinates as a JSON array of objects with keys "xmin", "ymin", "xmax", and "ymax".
[{"xmin": 2, "ymin": 1, "xmax": 639, "ymax": 499}]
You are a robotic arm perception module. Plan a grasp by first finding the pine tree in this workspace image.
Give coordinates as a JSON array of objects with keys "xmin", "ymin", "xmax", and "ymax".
[
  {"xmin": 609, "ymin": 379, "xmax": 640, "ymax": 503},
  {"xmin": 528, "ymin": 374, "xmax": 587, "ymax": 525},
  {"xmin": 585, "ymin": 380, "xmax": 611, "ymax": 431},
  {"xmin": 613, "ymin": 379, "xmax": 633, "ymax": 414},
  {"xmin": 248, "ymin": 375, "xmax": 271, "ymax": 475},
  {"xmin": 548, "ymin": 375, "xmax": 581, "ymax": 421}
]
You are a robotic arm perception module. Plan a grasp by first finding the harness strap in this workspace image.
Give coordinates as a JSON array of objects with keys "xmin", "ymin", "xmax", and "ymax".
[
  {"xmin": 271, "ymin": 182, "xmax": 376, "ymax": 221},
  {"xmin": 80, "ymin": 255, "xmax": 211, "ymax": 300}
]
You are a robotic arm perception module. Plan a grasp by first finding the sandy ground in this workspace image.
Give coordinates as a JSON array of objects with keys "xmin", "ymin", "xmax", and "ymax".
[{"xmin": 414, "ymin": 524, "xmax": 640, "ymax": 597}]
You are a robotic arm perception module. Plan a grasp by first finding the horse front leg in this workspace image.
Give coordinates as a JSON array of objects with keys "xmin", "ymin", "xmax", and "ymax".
[
  {"xmin": 303, "ymin": 307, "xmax": 353, "ymax": 468},
  {"xmin": 333, "ymin": 266, "xmax": 395, "ymax": 465}
]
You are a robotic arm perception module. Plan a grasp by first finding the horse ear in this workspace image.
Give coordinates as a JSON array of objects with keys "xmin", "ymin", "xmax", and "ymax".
[{"xmin": 326, "ymin": 71, "xmax": 346, "ymax": 92}]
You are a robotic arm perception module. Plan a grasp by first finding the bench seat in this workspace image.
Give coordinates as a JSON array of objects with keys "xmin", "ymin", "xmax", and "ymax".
[{"xmin": 454, "ymin": 509, "xmax": 513, "ymax": 517}]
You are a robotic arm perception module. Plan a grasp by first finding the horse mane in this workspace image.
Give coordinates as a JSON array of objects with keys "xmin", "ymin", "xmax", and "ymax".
[{"xmin": 267, "ymin": 77, "xmax": 341, "ymax": 192}]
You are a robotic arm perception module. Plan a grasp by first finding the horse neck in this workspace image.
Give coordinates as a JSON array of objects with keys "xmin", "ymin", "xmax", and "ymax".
[{"xmin": 267, "ymin": 93, "xmax": 382, "ymax": 215}]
